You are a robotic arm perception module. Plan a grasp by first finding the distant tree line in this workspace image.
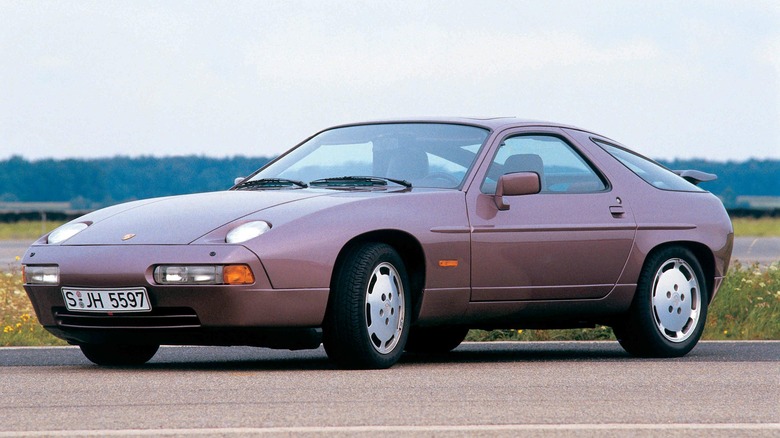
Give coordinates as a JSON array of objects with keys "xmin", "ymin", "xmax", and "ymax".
[
  {"xmin": 657, "ymin": 159, "xmax": 780, "ymax": 207},
  {"xmin": 0, "ymin": 155, "xmax": 777, "ymax": 209},
  {"xmin": 0, "ymin": 155, "xmax": 270, "ymax": 208}
]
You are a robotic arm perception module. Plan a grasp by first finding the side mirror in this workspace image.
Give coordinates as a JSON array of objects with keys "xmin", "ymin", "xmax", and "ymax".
[
  {"xmin": 494, "ymin": 172, "xmax": 541, "ymax": 211},
  {"xmin": 234, "ymin": 177, "xmax": 246, "ymax": 186}
]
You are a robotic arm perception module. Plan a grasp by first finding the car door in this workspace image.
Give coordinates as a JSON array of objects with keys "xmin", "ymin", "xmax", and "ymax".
[{"xmin": 466, "ymin": 127, "xmax": 636, "ymax": 301}]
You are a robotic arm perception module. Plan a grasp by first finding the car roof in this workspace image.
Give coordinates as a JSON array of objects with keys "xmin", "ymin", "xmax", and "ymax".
[{"xmin": 331, "ymin": 117, "xmax": 587, "ymax": 132}]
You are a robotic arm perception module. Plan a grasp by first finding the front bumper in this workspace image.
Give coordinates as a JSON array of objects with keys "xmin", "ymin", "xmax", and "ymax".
[{"xmin": 22, "ymin": 244, "xmax": 329, "ymax": 347}]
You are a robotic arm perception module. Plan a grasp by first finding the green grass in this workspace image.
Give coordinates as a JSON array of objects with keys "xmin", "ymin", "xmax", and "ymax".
[
  {"xmin": 2, "ymin": 262, "xmax": 778, "ymax": 346},
  {"xmin": 1, "ymin": 217, "xmax": 778, "ymax": 346},
  {"xmin": 1, "ymin": 216, "xmax": 779, "ymax": 240},
  {"xmin": 731, "ymin": 217, "xmax": 780, "ymax": 237},
  {"xmin": 703, "ymin": 261, "xmax": 780, "ymax": 339},
  {"xmin": 0, "ymin": 220, "xmax": 64, "ymax": 240},
  {"xmin": 466, "ymin": 261, "xmax": 780, "ymax": 342},
  {"xmin": 469, "ymin": 263, "xmax": 780, "ymax": 342},
  {"xmin": 0, "ymin": 265, "xmax": 67, "ymax": 346}
]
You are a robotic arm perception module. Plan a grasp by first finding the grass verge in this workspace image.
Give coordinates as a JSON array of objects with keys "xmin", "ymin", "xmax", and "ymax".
[
  {"xmin": 0, "ymin": 220, "xmax": 64, "ymax": 241},
  {"xmin": 731, "ymin": 217, "xmax": 780, "ymax": 237},
  {"xmin": 1, "ymin": 218, "xmax": 778, "ymax": 345},
  {"xmin": 466, "ymin": 261, "xmax": 780, "ymax": 342},
  {"xmin": 1, "ymin": 265, "xmax": 67, "ymax": 346},
  {"xmin": 2, "ymin": 261, "xmax": 778, "ymax": 346},
  {"xmin": 1, "ymin": 217, "xmax": 779, "ymax": 241}
]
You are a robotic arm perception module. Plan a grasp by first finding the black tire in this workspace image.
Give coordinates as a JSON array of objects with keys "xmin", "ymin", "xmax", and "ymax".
[
  {"xmin": 614, "ymin": 246, "xmax": 708, "ymax": 358},
  {"xmin": 80, "ymin": 344, "xmax": 159, "ymax": 366},
  {"xmin": 404, "ymin": 326, "xmax": 469, "ymax": 354},
  {"xmin": 322, "ymin": 243, "xmax": 411, "ymax": 369}
]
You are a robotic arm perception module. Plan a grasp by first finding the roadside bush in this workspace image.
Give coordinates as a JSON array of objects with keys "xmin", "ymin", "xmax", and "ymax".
[{"xmin": 704, "ymin": 261, "xmax": 780, "ymax": 339}]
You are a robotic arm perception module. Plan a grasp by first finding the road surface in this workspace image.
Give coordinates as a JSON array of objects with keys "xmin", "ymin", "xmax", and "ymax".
[{"xmin": 1, "ymin": 341, "xmax": 778, "ymax": 437}]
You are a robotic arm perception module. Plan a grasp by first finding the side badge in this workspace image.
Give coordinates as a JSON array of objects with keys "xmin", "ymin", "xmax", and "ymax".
[{"xmin": 122, "ymin": 233, "xmax": 136, "ymax": 241}]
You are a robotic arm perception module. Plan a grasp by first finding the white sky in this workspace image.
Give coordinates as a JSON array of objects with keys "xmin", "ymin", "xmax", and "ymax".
[{"xmin": 1, "ymin": 0, "xmax": 778, "ymax": 161}]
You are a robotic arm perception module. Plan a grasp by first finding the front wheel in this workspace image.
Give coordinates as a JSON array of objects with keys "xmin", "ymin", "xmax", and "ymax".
[
  {"xmin": 80, "ymin": 344, "xmax": 159, "ymax": 366},
  {"xmin": 614, "ymin": 246, "xmax": 708, "ymax": 357},
  {"xmin": 323, "ymin": 243, "xmax": 411, "ymax": 369}
]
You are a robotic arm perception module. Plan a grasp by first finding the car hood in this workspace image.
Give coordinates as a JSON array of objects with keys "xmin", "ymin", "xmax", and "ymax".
[{"xmin": 60, "ymin": 190, "xmax": 330, "ymax": 245}]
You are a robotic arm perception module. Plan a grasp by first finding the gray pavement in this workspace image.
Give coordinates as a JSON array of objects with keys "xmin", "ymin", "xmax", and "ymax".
[
  {"xmin": 731, "ymin": 236, "xmax": 780, "ymax": 266},
  {"xmin": 0, "ymin": 240, "xmax": 29, "ymax": 272},
  {"xmin": 0, "ymin": 342, "xmax": 778, "ymax": 437}
]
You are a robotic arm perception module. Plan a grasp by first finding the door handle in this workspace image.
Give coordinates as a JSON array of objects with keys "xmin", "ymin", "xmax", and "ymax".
[{"xmin": 609, "ymin": 206, "xmax": 625, "ymax": 217}]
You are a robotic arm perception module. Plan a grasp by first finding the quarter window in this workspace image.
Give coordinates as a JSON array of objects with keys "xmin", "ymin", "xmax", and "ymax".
[
  {"xmin": 481, "ymin": 135, "xmax": 607, "ymax": 194},
  {"xmin": 594, "ymin": 139, "xmax": 704, "ymax": 192}
]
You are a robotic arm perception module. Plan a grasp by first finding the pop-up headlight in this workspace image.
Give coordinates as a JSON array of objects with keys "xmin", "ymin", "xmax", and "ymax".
[
  {"xmin": 226, "ymin": 221, "xmax": 271, "ymax": 244},
  {"xmin": 47, "ymin": 222, "xmax": 89, "ymax": 244}
]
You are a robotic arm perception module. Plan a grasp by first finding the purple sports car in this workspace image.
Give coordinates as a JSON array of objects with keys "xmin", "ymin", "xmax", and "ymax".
[{"xmin": 22, "ymin": 118, "xmax": 733, "ymax": 368}]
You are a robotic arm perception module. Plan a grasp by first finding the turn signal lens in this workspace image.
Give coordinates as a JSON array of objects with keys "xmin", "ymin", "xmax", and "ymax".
[{"xmin": 223, "ymin": 265, "xmax": 255, "ymax": 285}]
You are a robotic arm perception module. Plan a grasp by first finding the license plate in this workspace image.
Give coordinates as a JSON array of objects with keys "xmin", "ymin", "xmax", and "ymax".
[{"xmin": 62, "ymin": 287, "xmax": 152, "ymax": 313}]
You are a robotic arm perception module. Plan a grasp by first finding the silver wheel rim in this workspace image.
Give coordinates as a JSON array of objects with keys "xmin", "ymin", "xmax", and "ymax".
[
  {"xmin": 651, "ymin": 258, "xmax": 701, "ymax": 343},
  {"xmin": 365, "ymin": 262, "xmax": 405, "ymax": 354}
]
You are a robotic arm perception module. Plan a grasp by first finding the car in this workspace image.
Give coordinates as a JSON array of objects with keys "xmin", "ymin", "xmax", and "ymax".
[{"xmin": 22, "ymin": 118, "xmax": 733, "ymax": 368}]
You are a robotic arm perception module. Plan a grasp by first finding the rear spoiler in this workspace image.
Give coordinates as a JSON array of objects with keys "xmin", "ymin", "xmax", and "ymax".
[{"xmin": 673, "ymin": 169, "xmax": 717, "ymax": 185}]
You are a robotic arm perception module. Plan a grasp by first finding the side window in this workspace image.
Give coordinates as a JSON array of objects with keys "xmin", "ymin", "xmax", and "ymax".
[{"xmin": 481, "ymin": 135, "xmax": 607, "ymax": 194}]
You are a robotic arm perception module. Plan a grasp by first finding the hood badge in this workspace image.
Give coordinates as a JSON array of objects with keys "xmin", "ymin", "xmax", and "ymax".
[{"xmin": 122, "ymin": 233, "xmax": 136, "ymax": 241}]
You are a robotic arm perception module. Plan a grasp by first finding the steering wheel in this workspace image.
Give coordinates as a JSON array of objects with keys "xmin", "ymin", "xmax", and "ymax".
[{"xmin": 420, "ymin": 172, "xmax": 460, "ymax": 188}]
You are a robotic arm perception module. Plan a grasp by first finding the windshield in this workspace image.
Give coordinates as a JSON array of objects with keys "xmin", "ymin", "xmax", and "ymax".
[{"xmin": 246, "ymin": 123, "xmax": 490, "ymax": 189}]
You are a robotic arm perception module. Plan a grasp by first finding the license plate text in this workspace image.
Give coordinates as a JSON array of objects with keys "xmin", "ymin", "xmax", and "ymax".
[{"xmin": 62, "ymin": 288, "xmax": 152, "ymax": 313}]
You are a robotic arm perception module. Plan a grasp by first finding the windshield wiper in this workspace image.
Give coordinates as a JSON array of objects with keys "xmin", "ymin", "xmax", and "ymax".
[
  {"xmin": 309, "ymin": 176, "xmax": 412, "ymax": 188},
  {"xmin": 234, "ymin": 178, "xmax": 308, "ymax": 190}
]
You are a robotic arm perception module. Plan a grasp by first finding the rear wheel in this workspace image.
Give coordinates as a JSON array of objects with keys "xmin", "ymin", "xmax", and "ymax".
[
  {"xmin": 80, "ymin": 344, "xmax": 159, "ymax": 366},
  {"xmin": 405, "ymin": 326, "xmax": 469, "ymax": 354},
  {"xmin": 614, "ymin": 246, "xmax": 708, "ymax": 357},
  {"xmin": 323, "ymin": 243, "xmax": 411, "ymax": 369}
]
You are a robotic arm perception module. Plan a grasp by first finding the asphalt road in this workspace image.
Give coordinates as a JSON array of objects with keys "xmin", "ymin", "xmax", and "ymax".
[
  {"xmin": 733, "ymin": 237, "xmax": 780, "ymax": 266},
  {"xmin": 1, "ymin": 342, "xmax": 778, "ymax": 437},
  {"xmin": 0, "ymin": 240, "xmax": 29, "ymax": 271},
  {"xmin": 2, "ymin": 237, "xmax": 779, "ymax": 271}
]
